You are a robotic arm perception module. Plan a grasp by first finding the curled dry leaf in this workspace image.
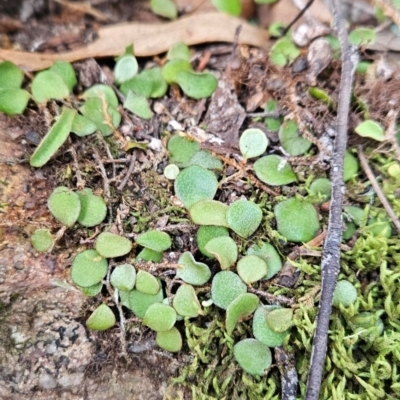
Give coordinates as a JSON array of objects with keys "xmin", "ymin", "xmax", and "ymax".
[{"xmin": 0, "ymin": 13, "xmax": 269, "ymax": 71}]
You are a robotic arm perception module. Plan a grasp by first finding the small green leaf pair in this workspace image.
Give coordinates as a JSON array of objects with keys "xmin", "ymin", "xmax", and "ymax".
[
  {"xmin": 167, "ymin": 134, "xmax": 222, "ymax": 169},
  {"xmin": 190, "ymin": 198, "xmax": 262, "ymax": 238},
  {"xmin": 32, "ymin": 61, "xmax": 77, "ymax": 103},
  {"xmin": 116, "ymin": 46, "xmax": 166, "ymax": 120},
  {"xmin": 75, "ymin": 84, "xmax": 121, "ymax": 137},
  {"xmin": 162, "ymin": 43, "xmax": 217, "ymax": 99},
  {"xmin": 136, "ymin": 230, "xmax": 172, "ymax": 262},
  {"xmin": 47, "ymin": 186, "xmax": 107, "ymax": 228}
]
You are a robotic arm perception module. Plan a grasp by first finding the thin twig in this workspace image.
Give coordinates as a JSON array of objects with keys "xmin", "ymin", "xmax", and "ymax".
[
  {"xmin": 247, "ymin": 288, "xmax": 294, "ymax": 306},
  {"xmin": 246, "ymin": 110, "xmax": 283, "ymax": 118},
  {"xmin": 117, "ymin": 153, "xmax": 136, "ymax": 191},
  {"xmin": 281, "ymin": 0, "xmax": 315, "ymax": 36},
  {"xmin": 97, "ymin": 132, "xmax": 117, "ymax": 180},
  {"xmin": 305, "ymin": 1, "xmax": 359, "ymax": 399},
  {"xmin": 68, "ymin": 146, "xmax": 85, "ymax": 189},
  {"xmin": 357, "ymin": 146, "xmax": 400, "ymax": 232},
  {"xmin": 91, "ymin": 146, "xmax": 110, "ymax": 199}
]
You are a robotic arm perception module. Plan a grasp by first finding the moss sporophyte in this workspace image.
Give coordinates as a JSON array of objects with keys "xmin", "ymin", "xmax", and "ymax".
[{"xmin": 7, "ymin": 37, "xmax": 396, "ymax": 398}]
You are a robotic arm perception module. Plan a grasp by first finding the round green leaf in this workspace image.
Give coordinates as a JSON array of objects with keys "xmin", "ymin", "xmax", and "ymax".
[
  {"xmin": 227, "ymin": 200, "xmax": 262, "ymax": 238},
  {"xmin": 136, "ymin": 248, "xmax": 163, "ymax": 263},
  {"xmin": 136, "ymin": 270, "xmax": 160, "ymax": 295},
  {"xmin": 86, "ymin": 304, "xmax": 116, "ymax": 331},
  {"xmin": 47, "ymin": 186, "xmax": 81, "ymax": 227},
  {"xmin": 226, "ymin": 293, "xmax": 259, "ymax": 335},
  {"xmin": 254, "ymin": 155, "xmax": 297, "ymax": 186},
  {"xmin": 110, "ymin": 264, "xmax": 136, "ymax": 291},
  {"xmin": 83, "ymin": 84, "xmax": 119, "ymax": 108},
  {"xmin": 189, "ymin": 200, "xmax": 229, "ymax": 227},
  {"xmin": 31, "ymin": 228, "xmax": 54, "ymax": 252},
  {"xmin": 95, "ymin": 232, "xmax": 132, "ymax": 258},
  {"xmin": 174, "ymin": 165, "xmax": 218, "ymax": 209},
  {"xmin": 247, "ymin": 242, "xmax": 282, "ymax": 280},
  {"xmin": 121, "ymin": 67, "xmax": 167, "ymax": 98},
  {"xmin": 0, "ymin": 88, "xmax": 30, "ymax": 115},
  {"xmin": 275, "ymin": 198, "xmax": 320, "ymax": 242},
  {"xmin": 123, "ymin": 91, "xmax": 153, "ymax": 119},
  {"xmin": 355, "ymin": 120, "xmax": 385, "ymax": 142},
  {"xmin": 237, "ymin": 255, "xmax": 268, "ymax": 284},
  {"xmin": 188, "ymin": 150, "xmax": 223, "ymax": 170},
  {"xmin": 269, "ymin": 37, "xmax": 300, "ymax": 67},
  {"xmin": 77, "ymin": 188, "xmax": 107, "ymax": 227},
  {"xmin": 204, "ymin": 236, "xmax": 238, "ymax": 270},
  {"xmin": 234, "ymin": 339, "xmax": 272, "ymax": 376},
  {"xmin": 80, "ymin": 282, "xmax": 103, "ymax": 297},
  {"xmin": 156, "ymin": 327, "xmax": 182, "ymax": 352},
  {"xmin": 196, "ymin": 225, "xmax": 230, "ymax": 259},
  {"xmin": 49, "ymin": 61, "xmax": 77, "ymax": 91},
  {"xmin": 167, "ymin": 42, "xmax": 191, "ymax": 61},
  {"xmin": 279, "ymin": 120, "xmax": 312, "ymax": 156},
  {"xmin": 265, "ymin": 308, "xmax": 293, "ymax": 333},
  {"xmin": 31, "ymin": 70, "xmax": 70, "ymax": 103},
  {"xmin": 211, "ymin": 271, "xmax": 247, "ymax": 310},
  {"xmin": 173, "ymin": 284, "xmax": 202, "ymax": 318},
  {"xmin": 164, "ymin": 164, "xmax": 180, "ymax": 180},
  {"xmin": 309, "ymin": 178, "xmax": 332, "ymax": 203},
  {"xmin": 143, "ymin": 303, "xmax": 176, "ymax": 332},
  {"xmin": 79, "ymin": 97, "xmax": 121, "ymax": 137},
  {"xmin": 128, "ymin": 287, "xmax": 164, "ymax": 318},
  {"xmin": 176, "ymin": 70, "xmax": 218, "ymax": 99},
  {"xmin": 120, "ymin": 72, "xmax": 153, "ymax": 98},
  {"xmin": 349, "ymin": 27, "xmax": 376, "ymax": 47},
  {"xmin": 333, "ymin": 280, "xmax": 358, "ymax": 307},
  {"xmin": 212, "ymin": 0, "xmax": 241, "ymax": 16},
  {"xmin": 71, "ymin": 113, "xmax": 97, "ymax": 137},
  {"xmin": 150, "ymin": 0, "xmax": 178, "ymax": 19},
  {"xmin": 0, "ymin": 61, "xmax": 24, "ymax": 88},
  {"xmin": 388, "ymin": 163, "xmax": 400, "ymax": 177},
  {"xmin": 253, "ymin": 305, "xmax": 289, "ymax": 347},
  {"xmin": 30, "ymin": 107, "xmax": 76, "ymax": 167},
  {"xmin": 114, "ymin": 55, "xmax": 139, "ymax": 85},
  {"xmin": 136, "ymin": 230, "xmax": 172, "ymax": 253},
  {"xmin": 71, "ymin": 249, "xmax": 108, "ymax": 287},
  {"xmin": 343, "ymin": 205, "xmax": 365, "ymax": 226},
  {"xmin": 176, "ymin": 252, "xmax": 211, "ymax": 285},
  {"xmin": 239, "ymin": 128, "xmax": 269, "ymax": 159},
  {"xmin": 167, "ymin": 134, "xmax": 200, "ymax": 167},
  {"xmin": 162, "ymin": 59, "xmax": 192, "ymax": 84},
  {"xmin": 342, "ymin": 221, "xmax": 356, "ymax": 240}
]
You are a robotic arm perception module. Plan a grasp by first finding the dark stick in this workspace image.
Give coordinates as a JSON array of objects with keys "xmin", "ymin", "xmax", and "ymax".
[
  {"xmin": 275, "ymin": 346, "xmax": 298, "ymax": 400},
  {"xmin": 304, "ymin": 1, "xmax": 359, "ymax": 399},
  {"xmin": 280, "ymin": 0, "xmax": 315, "ymax": 36}
]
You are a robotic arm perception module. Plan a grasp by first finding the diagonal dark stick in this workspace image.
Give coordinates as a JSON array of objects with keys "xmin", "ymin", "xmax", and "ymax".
[{"xmin": 305, "ymin": 1, "xmax": 359, "ymax": 399}]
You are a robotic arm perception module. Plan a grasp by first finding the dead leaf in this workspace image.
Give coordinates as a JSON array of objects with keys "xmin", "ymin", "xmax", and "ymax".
[
  {"xmin": 203, "ymin": 76, "xmax": 246, "ymax": 148},
  {"xmin": 0, "ymin": 12, "xmax": 269, "ymax": 71},
  {"xmin": 257, "ymin": 0, "xmax": 331, "ymax": 29}
]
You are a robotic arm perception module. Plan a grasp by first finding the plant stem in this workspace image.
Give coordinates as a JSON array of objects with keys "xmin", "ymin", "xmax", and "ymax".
[{"xmin": 305, "ymin": 1, "xmax": 359, "ymax": 399}]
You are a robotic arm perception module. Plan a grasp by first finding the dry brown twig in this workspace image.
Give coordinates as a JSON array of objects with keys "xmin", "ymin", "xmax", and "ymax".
[{"xmin": 357, "ymin": 146, "xmax": 400, "ymax": 232}]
